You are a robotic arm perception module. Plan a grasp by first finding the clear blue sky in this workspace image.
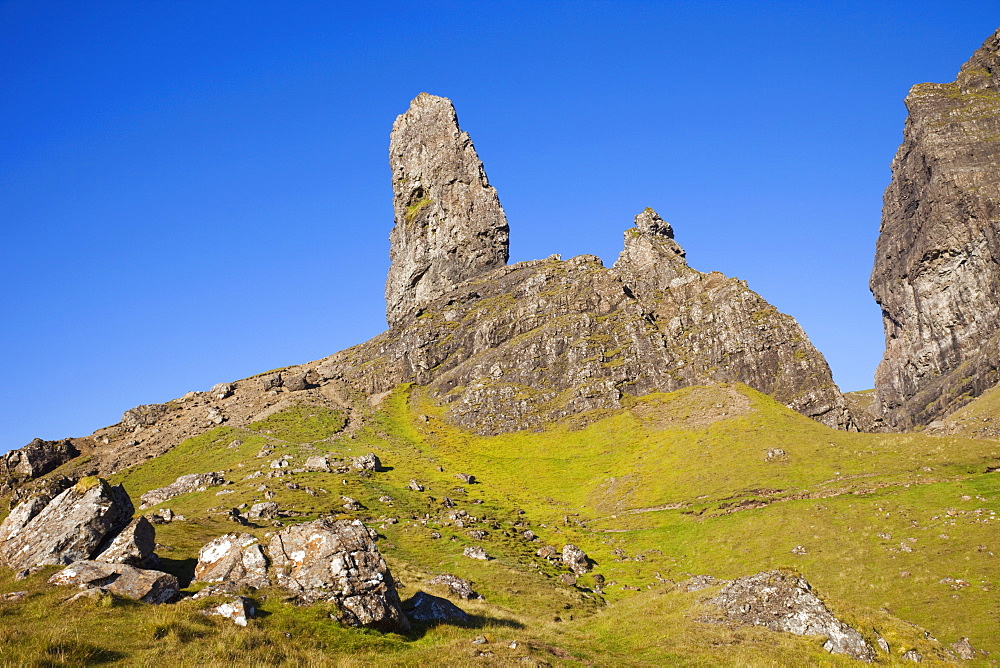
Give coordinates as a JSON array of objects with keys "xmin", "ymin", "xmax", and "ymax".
[{"xmin": 1, "ymin": 1, "xmax": 997, "ymax": 453}]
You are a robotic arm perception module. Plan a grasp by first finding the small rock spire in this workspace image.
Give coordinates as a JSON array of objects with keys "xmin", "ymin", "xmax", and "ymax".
[
  {"xmin": 385, "ymin": 93, "xmax": 509, "ymax": 327},
  {"xmin": 613, "ymin": 208, "xmax": 688, "ymax": 297}
]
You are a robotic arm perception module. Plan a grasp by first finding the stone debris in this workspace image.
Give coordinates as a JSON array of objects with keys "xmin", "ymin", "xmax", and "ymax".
[
  {"xmin": 352, "ymin": 453, "xmax": 382, "ymax": 472},
  {"xmin": 210, "ymin": 382, "xmax": 233, "ymax": 399},
  {"xmin": 902, "ymin": 649, "xmax": 923, "ymax": 662},
  {"xmin": 0, "ymin": 478, "xmax": 134, "ymax": 571},
  {"xmin": 342, "ymin": 496, "xmax": 363, "ymax": 511},
  {"xmin": 270, "ymin": 457, "xmax": 290, "ymax": 470},
  {"xmin": 94, "ymin": 516, "xmax": 156, "ymax": 567},
  {"xmin": 203, "ymin": 596, "xmax": 256, "ymax": 626},
  {"xmin": 267, "ymin": 518, "xmax": 409, "ymax": 632},
  {"xmin": 121, "ymin": 403, "xmax": 169, "ymax": 430},
  {"xmin": 408, "ymin": 480, "xmax": 424, "ymax": 492},
  {"xmin": 562, "ymin": 544, "xmax": 590, "ymax": 575},
  {"xmin": 428, "ymin": 574, "xmax": 482, "ymax": 600},
  {"xmin": 463, "ymin": 546, "xmax": 490, "ymax": 561},
  {"xmin": 0, "ymin": 438, "xmax": 79, "ymax": 497},
  {"xmin": 48, "ymin": 560, "xmax": 179, "ymax": 604},
  {"xmin": 705, "ymin": 570, "xmax": 875, "ymax": 662},
  {"xmin": 194, "ymin": 532, "xmax": 270, "ymax": 589},
  {"xmin": 456, "ymin": 473, "xmax": 476, "ymax": 484},
  {"xmin": 765, "ymin": 448, "xmax": 786, "ymax": 461},
  {"xmin": 402, "ymin": 591, "xmax": 470, "ymax": 623},
  {"xmin": 952, "ymin": 637, "xmax": 977, "ymax": 660},
  {"xmin": 559, "ymin": 573, "xmax": 577, "ymax": 586},
  {"xmin": 139, "ymin": 472, "xmax": 226, "ymax": 509},
  {"xmin": 0, "ymin": 591, "xmax": 28, "ymax": 602},
  {"xmin": 679, "ymin": 575, "xmax": 720, "ymax": 592}
]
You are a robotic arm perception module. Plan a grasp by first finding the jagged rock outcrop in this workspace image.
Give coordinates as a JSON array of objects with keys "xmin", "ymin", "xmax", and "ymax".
[
  {"xmin": 872, "ymin": 28, "xmax": 1000, "ymax": 428},
  {"xmin": 0, "ymin": 438, "xmax": 80, "ymax": 496},
  {"xmin": 0, "ymin": 477, "xmax": 134, "ymax": 571},
  {"xmin": 139, "ymin": 471, "xmax": 226, "ymax": 509},
  {"xmin": 385, "ymin": 92, "xmax": 509, "ymax": 327},
  {"xmin": 320, "ymin": 207, "xmax": 853, "ymax": 432},
  {"xmin": 706, "ymin": 570, "xmax": 875, "ymax": 662},
  {"xmin": 194, "ymin": 532, "xmax": 270, "ymax": 589},
  {"xmin": 94, "ymin": 516, "xmax": 156, "ymax": 567},
  {"xmin": 268, "ymin": 518, "xmax": 410, "ymax": 632}
]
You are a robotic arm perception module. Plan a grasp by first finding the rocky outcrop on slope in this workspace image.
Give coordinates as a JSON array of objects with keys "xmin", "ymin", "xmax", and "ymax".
[
  {"xmin": 0, "ymin": 477, "xmax": 134, "ymax": 571},
  {"xmin": 319, "ymin": 207, "xmax": 853, "ymax": 433},
  {"xmin": 49, "ymin": 560, "xmax": 178, "ymax": 604},
  {"xmin": 706, "ymin": 570, "xmax": 875, "ymax": 662},
  {"xmin": 0, "ymin": 438, "xmax": 81, "ymax": 496},
  {"xmin": 385, "ymin": 92, "xmax": 509, "ymax": 328},
  {"xmin": 872, "ymin": 28, "xmax": 1000, "ymax": 428}
]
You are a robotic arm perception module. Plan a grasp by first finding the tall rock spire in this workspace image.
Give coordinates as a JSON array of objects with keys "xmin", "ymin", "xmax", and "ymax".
[
  {"xmin": 385, "ymin": 93, "xmax": 509, "ymax": 328},
  {"xmin": 871, "ymin": 28, "xmax": 1000, "ymax": 428}
]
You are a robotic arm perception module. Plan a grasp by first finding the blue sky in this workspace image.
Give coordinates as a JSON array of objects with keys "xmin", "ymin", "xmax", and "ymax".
[{"xmin": 1, "ymin": 1, "xmax": 997, "ymax": 453}]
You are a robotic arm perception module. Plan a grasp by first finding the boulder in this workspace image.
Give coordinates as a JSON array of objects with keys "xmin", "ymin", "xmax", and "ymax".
[
  {"xmin": 210, "ymin": 382, "xmax": 233, "ymax": 399},
  {"xmin": 352, "ymin": 453, "xmax": 382, "ymax": 472},
  {"xmin": 0, "ymin": 438, "xmax": 79, "ymax": 496},
  {"xmin": 402, "ymin": 591, "xmax": 469, "ymax": 623},
  {"xmin": 952, "ymin": 638, "xmax": 977, "ymax": 660},
  {"xmin": 281, "ymin": 372, "xmax": 309, "ymax": 391},
  {"xmin": 562, "ymin": 544, "xmax": 590, "ymax": 575},
  {"xmin": 194, "ymin": 532, "xmax": 269, "ymax": 589},
  {"xmin": 203, "ymin": 596, "xmax": 255, "ymax": 626},
  {"xmin": 94, "ymin": 516, "xmax": 156, "ymax": 567},
  {"xmin": 428, "ymin": 574, "xmax": 482, "ymax": 600},
  {"xmin": 408, "ymin": 479, "xmax": 424, "ymax": 492},
  {"xmin": 247, "ymin": 502, "xmax": 279, "ymax": 521},
  {"xmin": 0, "ymin": 477, "xmax": 134, "ymax": 571},
  {"xmin": 706, "ymin": 570, "xmax": 875, "ymax": 662},
  {"xmin": 267, "ymin": 518, "xmax": 409, "ymax": 632},
  {"xmin": 49, "ymin": 560, "xmax": 178, "ymax": 604},
  {"xmin": 305, "ymin": 455, "xmax": 332, "ymax": 472},
  {"xmin": 139, "ymin": 471, "xmax": 226, "ymax": 509},
  {"xmin": 121, "ymin": 403, "xmax": 170, "ymax": 430},
  {"xmin": 463, "ymin": 546, "xmax": 490, "ymax": 560}
]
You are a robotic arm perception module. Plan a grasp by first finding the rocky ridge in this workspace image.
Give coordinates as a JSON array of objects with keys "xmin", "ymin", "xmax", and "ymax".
[{"xmin": 872, "ymin": 28, "xmax": 1000, "ymax": 428}]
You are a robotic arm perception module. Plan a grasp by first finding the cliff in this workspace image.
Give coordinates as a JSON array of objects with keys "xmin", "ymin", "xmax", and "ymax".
[{"xmin": 871, "ymin": 28, "xmax": 1000, "ymax": 428}]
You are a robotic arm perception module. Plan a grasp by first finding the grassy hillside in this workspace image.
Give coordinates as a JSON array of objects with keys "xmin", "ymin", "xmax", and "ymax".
[{"xmin": 1, "ymin": 383, "xmax": 998, "ymax": 665}]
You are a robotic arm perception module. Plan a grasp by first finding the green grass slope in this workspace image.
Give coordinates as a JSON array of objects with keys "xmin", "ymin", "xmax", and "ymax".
[{"xmin": 1, "ymin": 384, "xmax": 998, "ymax": 665}]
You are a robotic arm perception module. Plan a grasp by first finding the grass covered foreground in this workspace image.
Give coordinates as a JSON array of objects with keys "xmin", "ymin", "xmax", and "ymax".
[{"xmin": 1, "ymin": 384, "xmax": 998, "ymax": 666}]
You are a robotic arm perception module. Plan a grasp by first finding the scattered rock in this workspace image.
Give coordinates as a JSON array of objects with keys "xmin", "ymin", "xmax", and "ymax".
[
  {"xmin": 680, "ymin": 575, "xmax": 721, "ymax": 592},
  {"xmin": 428, "ymin": 574, "xmax": 482, "ymax": 600},
  {"xmin": 705, "ymin": 570, "xmax": 875, "ymax": 662},
  {"xmin": 49, "ymin": 560, "xmax": 179, "ymax": 604},
  {"xmin": 94, "ymin": 516, "xmax": 156, "ymax": 567},
  {"xmin": 408, "ymin": 480, "xmax": 424, "ymax": 492},
  {"xmin": 463, "ymin": 546, "xmax": 490, "ymax": 561},
  {"xmin": 210, "ymin": 382, "xmax": 233, "ymax": 399},
  {"xmin": 0, "ymin": 438, "xmax": 80, "ymax": 497},
  {"xmin": 203, "ymin": 596, "xmax": 255, "ymax": 626},
  {"xmin": 537, "ymin": 545, "xmax": 558, "ymax": 560},
  {"xmin": 765, "ymin": 448, "xmax": 786, "ymax": 461},
  {"xmin": 902, "ymin": 649, "xmax": 923, "ymax": 662},
  {"xmin": 468, "ymin": 530, "xmax": 487, "ymax": 540},
  {"xmin": 305, "ymin": 455, "xmax": 332, "ymax": 472},
  {"xmin": 559, "ymin": 573, "xmax": 577, "ymax": 586},
  {"xmin": 952, "ymin": 637, "xmax": 977, "ymax": 660},
  {"xmin": 247, "ymin": 502, "xmax": 279, "ymax": 521},
  {"xmin": 0, "ymin": 591, "xmax": 28, "ymax": 602},
  {"xmin": 562, "ymin": 544, "xmax": 590, "ymax": 575},
  {"xmin": 258, "ymin": 373, "xmax": 282, "ymax": 392},
  {"xmin": 402, "ymin": 591, "xmax": 470, "ymax": 623},
  {"xmin": 0, "ymin": 477, "xmax": 134, "ymax": 571},
  {"xmin": 791, "ymin": 545, "xmax": 807, "ymax": 555},
  {"xmin": 194, "ymin": 533, "xmax": 270, "ymax": 589},
  {"xmin": 456, "ymin": 473, "xmax": 476, "ymax": 484},
  {"xmin": 282, "ymin": 372, "xmax": 309, "ymax": 392},
  {"xmin": 342, "ymin": 496, "xmax": 363, "ymax": 511},
  {"xmin": 267, "ymin": 518, "xmax": 409, "ymax": 632},
  {"xmin": 471, "ymin": 635, "xmax": 489, "ymax": 645},
  {"xmin": 139, "ymin": 472, "xmax": 226, "ymax": 509},
  {"xmin": 121, "ymin": 403, "xmax": 169, "ymax": 430},
  {"xmin": 352, "ymin": 453, "xmax": 382, "ymax": 472}
]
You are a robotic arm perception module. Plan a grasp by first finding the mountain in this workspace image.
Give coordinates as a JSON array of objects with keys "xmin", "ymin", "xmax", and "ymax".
[{"xmin": 871, "ymin": 28, "xmax": 1000, "ymax": 429}]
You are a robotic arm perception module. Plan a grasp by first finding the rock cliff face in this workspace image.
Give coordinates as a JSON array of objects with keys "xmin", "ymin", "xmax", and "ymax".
[
  {"xmin": 871, "ymin": 28, "xmax": 1000, "ymax": 428},
  {"xmin": 323, "ymin": 201, "xmax": 853, "ymax": 432},
  {"xmin": 385, "ymin": 93, "xmax": 509, "ymax": 328}
]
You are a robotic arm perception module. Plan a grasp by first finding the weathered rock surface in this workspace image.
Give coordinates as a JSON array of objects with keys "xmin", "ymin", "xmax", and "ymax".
[
  {"xmin": 48, "ymin": 560, "xmax": 178, "ymax": 604},
  {"xmin": 352, "ymin": 452, "xmax": 382, "ymax": 472},
  {"xmin": 706, "ymin": 570, "xmax": 875, "ymax": 662},
  {"xmin": 0, "ymin": 438, "xmax": 80, "ymax": 496},
  {"xmin": 267, "ymin": 518, "xmax": 409, "ymax": 632},
  {"xmin": 0, "ymin": 478, "xmax": 133, "ymax": 571},
  {"xmin": 203, "ymin": 596, "xmax": 255, "ymax": 626},
  {"xmin": 194, "ymin": 532, "xmax": 270, "ymax": 589},
  {"xmin": 320, "ymin": 208, "xmax": 853, "ymax": 433},
  {"xmin": 561, "ymin": 544, "xmax": 590, "ymax": 575},
  {"xmin": 94, "ymin": 516, "xmax": 156, "ymax": 567},
  {"xmin": 139, "ymin": 471, "xmax": 226, "ymax": 509},
  {"xmin": 428, "ymin": 573, "xmax": 482, "ymax": 600},
  {"xmin": 872, "ymin": 29, "xmax": 1000, "ymax": 428},
  {"xmin": 247, "ymin": 501, "xmax": 279, "ymax": 521},
  {"xmin": 402, "ymin": 591, "xmax": 470, "ymax": 623},
  {"xmin": 385, "ymin": 92, "xmax": 509, "ymax": 327}
]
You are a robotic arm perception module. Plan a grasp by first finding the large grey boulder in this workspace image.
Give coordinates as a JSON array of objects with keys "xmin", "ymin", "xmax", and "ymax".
[
  {"xmin": 268, "ymin": 518, "xmax": 410, "ymax": 632},
  {"xmin": 194, "ymin": 532, "xmax": 270, "ymax": 589},
  {"xmin": 139, "ymin": 471, "xmax": 226, "ymax": 509},
  {"xmin": 706, "ymin": 570, "xmax": 875, "ymax": 662},
  {"xmin": 402, "ymin": 591, "xmax": 469, "ymax": 623},
  {"xmin": 94, "ymin": 516, "xmax": 156, "ymax": 567},
  {"xmin": 385, "ymin": 93, "xmax": 510, "ymax": 328},
  {"xmin": 49, "ymin": 560, "xmax": 178, "ymax": 604},
  {"xmin": 562, "ymin": 544, "xmax": 590, "ymax": 575},
  {"xmin": 0, "ymin": 478, "xmax": 134, "ymax": 571}
]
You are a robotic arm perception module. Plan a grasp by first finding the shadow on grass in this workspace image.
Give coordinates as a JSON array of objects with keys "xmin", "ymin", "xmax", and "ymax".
[
  {"xmin": 155, "ymin": 557, "xmax": 197, "ymax": 588},
  {"xmin": 403, "ymin": 613, "xmax": 524, "ymax": 641}
]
